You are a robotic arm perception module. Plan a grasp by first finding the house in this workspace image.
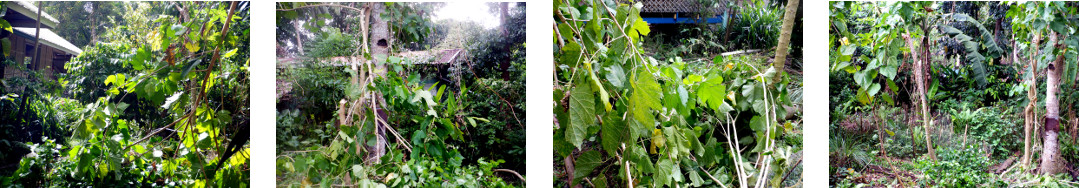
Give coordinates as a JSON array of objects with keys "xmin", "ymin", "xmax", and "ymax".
[
  {"xmin": 637, "ymin": 0, "xmax": 727, "ymax": 24},
  {"xmin": 1, "ymin": 1, "xmax": 83, "ymax": 80}
]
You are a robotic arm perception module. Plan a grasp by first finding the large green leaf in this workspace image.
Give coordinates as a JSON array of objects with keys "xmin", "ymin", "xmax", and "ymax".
[
  {"xmin": 568, "ymin": 78, "xmax": 596, "ymax": 148},
  {"xmin": 601, "ymin": 114, "xmax": 628, "ymax": 157},
  {"xmin": 697, "ymin": 74, "xmax": 727, "ymax": 113},
  {"xmin": 630, "ymin": 70, "xmax": 661, "ymax": 127}
]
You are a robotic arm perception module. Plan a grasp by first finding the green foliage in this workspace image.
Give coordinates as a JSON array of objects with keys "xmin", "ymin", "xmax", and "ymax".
[
  {"xmin": 304, "ymin": 28, "xmax": 358, "ymax": 58},
  {"xmin": 914, "ymin": 145, "xmax": 1004, "ymax": 187},
  {"xmin": 4, "ymin": 2, "xmax": 250, "ymax": 187},
  {"xmin": 728, "ymin": 0, "xmax": 785, "ymax": 51},
  {"xmin": 948, "ymin": 106, "xmax": 1020, "ymax": 158},
  {"xmin": 275, "ymin": 2, "xmax": 524, "ymax": 187},
  {"xmin": 384, "ymin": 2, "xmax": 438, "ymax": 51},
  {"xmin": 278, "ymin": 62, "xmax": 351, "ymax": 124},
  {"xmin": 43, "ymin": 2, "xmax": 123, "ymax": 48},
  {"xmin": 554, "ymin": 0, "xmax": 801, "ymax": 187},
  {"xmin": 465, "ymin": 3, "xmax": 525, "ymax": 79}
]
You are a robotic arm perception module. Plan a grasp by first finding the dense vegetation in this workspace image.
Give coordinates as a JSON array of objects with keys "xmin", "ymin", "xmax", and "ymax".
[
  {"xmin": 554, "ymin": 0, "xmax": 802, "ymax": 187},
  {"xmin": 830, "ymin": 1, "xmax": 1079, "ymax": 187},
  {"xmin": 275, "ymin": 2, "xmax": 525, "ymax": 187},
  {"xmin": 0, "ymin": 2, "xmax": 250, "ymax": 187}
]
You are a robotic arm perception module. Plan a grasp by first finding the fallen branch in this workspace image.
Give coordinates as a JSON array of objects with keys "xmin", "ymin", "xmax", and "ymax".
[{"xmin": 493, "ymin": 169, "xmax": 525, "ymax": 181}]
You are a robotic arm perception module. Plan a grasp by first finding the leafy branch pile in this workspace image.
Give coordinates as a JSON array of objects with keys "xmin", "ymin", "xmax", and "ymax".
[
  {"xmin": 275, "ymin": 2, "xmax": 525, "ymax": 187},
  {"xmin": 554, "ymin": 0, "xmax": 802, "ymax": 187}
]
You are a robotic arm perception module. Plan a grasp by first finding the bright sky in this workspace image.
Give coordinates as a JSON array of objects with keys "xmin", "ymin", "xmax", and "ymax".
[{"xmin": 433, "ymin": 2, "xmax": 506, "ymax": 30}]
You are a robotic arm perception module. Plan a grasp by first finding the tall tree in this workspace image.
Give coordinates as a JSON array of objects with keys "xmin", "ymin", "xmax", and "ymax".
[
  {"xmin": 499, "ymin": 2, "xmax": 510, "ymax": 80},
  {"xmin": 43, "ymin": 2, "xmax": 119, "ymax": 48},
  {"xmin": 1041, "ymin": 31, "xmax": 1064, "ymax": 175},
  {"xmin": 905, "ymin": 33, "xmax": 936, "ymax": 161}
]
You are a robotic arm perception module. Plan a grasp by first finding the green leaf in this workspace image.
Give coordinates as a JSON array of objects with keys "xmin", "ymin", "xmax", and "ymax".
[
  {"xmin": 688, "ymin": 168, "xmax": 704, "ymax": 187},
  {"xmin": 593, "ymin": 175, "xmax": 607, "ymax": 188},
  {"xmin": 605, "ymin": 65, "xmax": 626, "ymax": 88},
  {"xmin": 632, "ymin": 17, "xmax": 651, "ymax": 36},
  {"xmin": 868, "ymin": 83, "xmax": 881, "ymax": 97},
  {"xmin": 655, "ymin": 158, "xmax": 674, "ymax": 187},
  {"xmin": 172, "ymin": 24, "xmax": 188, "ymax": 36},
  {"xmin": 697, "ymin": 75, "xmax": 727, "ymax": 112},
  {"xmin": 627, "ymin": 145, "xmax": 654, "ymax": 173},
  {"xmin": 573, "ymin": 150, "xmax": 603, "ymax": 186},
  {"xmin": 568, "ymin": 78, "xmax": 596, "ymax": 148},
  {"xmin": 411, "ymin": 130, "xmax": 426, "ymax": 146},
  {"xmin": 683, "ymin": 74, "xmax": 703, "ymax": 85},
  {"xmin": 132, "ymin": 47, "xmax": 149, "ymax": 70},
  {"xmin": 601, "ymin": 115, "xmax": 628, "ymax": 157},
  {"xmin": 630, "ymin": 71, "xmax": 662, "ymax": 127},
  {"xmin": 181, "ymin": 59, "xmax": 203, "ymax": 79},
  {"xmin": 840, "ymin": 45, "xmax": 857, "ymax": 55},
  {"xmin": 222, "ymin": 48, "xmax": 238, "ymax": 58},
  {"xmin": 352, "ymin": 165, "xmax": 363, "ymax": 178}
]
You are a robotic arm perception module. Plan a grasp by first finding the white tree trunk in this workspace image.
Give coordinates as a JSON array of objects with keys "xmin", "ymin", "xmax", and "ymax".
[
  {"xmin": 905, "ymin": 34, "xmax": 937, "ymax": 160},
  {"xmin": 1041, "ymin": 32, "xmax": 1064, "ymax": 174}
]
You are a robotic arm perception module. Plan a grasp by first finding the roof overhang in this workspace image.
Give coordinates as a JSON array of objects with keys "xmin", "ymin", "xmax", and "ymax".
[
  {"xmin": 5, "ymin": 1, "xmax": 60, "ymax": 29},
  {"xmin": 12, "ymin": 27, "xmax": 82, "ymax": 55}
]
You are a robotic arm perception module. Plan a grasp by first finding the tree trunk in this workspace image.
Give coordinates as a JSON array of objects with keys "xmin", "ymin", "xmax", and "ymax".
[
  {"xmin": 876, "ymin": 107, "xmax": 887, "ymax": 158},
  {"xmin": 499, "ymin": 2, "xmax": 511, "ymax": 80},
  {"xmin": 904, "ymin": 33, "xmax": 936, "ymax": 160},
  {"xmin": 1041, "ymin": 32, "xmax": 1064, "ymax": 175},
  {"xmin": 366, "ymin": 2, "xmax": 390, "ymax": 164},
  {"xmin": 773, "ymin": 0, "xmax": 799, "ymax": 78},
  {"xmin": 1022, "ymin": 32, "xmax": 1041, "ymax": 168},
  {"xmin": 18, "ymin": 2, "xmax": 45, "ymax": 117},
  {"xmin": 89, "ymin": 3, "xmax": 97, "ymax": 44},
  {"xmin": 294, "ymin": 21, "xmax": 304, "ymax": 56},
  {"xmin": 370, "ymin": 3, "xmax": 390, "ymax": 58}
]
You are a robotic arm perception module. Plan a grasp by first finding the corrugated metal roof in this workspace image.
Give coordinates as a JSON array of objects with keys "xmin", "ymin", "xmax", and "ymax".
[
  {"xmin": 7, "ymin": 1, "xmax": 60, "ymax": 28},
  {"xmin": 12, "ymin": 27, "xmax": 83, "ymax": 55}
]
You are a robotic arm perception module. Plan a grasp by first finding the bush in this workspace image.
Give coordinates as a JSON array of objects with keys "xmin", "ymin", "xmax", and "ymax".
[
  {"xmin": 948, "ymin": 106, "xmax": 1020, "ymax": 158},
  {"xmin": 916, "ymin": 145, "xmax": 1005, "ymax": 187}
]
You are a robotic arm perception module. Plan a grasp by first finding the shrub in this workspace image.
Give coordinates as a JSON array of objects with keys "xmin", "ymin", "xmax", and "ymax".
[
  {"xmin": 948, "ymin": 106, "xmax": 1020, "ymax": 158},
  {"xmin": 916, "ymin": 145, "xmax": 1005, "ymax": 187}
]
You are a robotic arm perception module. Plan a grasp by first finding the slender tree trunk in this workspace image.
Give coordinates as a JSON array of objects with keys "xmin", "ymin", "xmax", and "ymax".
[
  {"xmin": 89, "ymin": 3, "xmax": 97, "ymax": 45},
  {"xmin": 773, "ymin": 0, "xmax": 799, "ymax": 77},
  {"xmin": 18, "ymin": 2, "xmax": 45, "ymax": 117},
  {"xmin": 905, "ymin": 33, "xmax": 936, "ymax": 160},
  {"xmin": 500, "ymin": 2, "xmax": 511, "ymax": 80},
  {"xmin": 294, "ymin": 21, "xmax": 303, "ymax": 56},
  {"xmin": 1041, "ymin": 32, "xmax": 1064, "ymax": 175},
  {"xmin": 876, "ymin": 107, "xmax": 887, "ymax": 158},
  {"xmin": 1022, "ymin": 32, "xmax": 1041, "ymax": 168}
]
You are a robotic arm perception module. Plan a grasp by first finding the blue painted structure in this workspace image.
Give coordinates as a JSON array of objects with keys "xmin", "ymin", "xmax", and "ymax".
[{"xmin": 642, "ymin": 13, "xmax": 726, "ymax": 24}]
